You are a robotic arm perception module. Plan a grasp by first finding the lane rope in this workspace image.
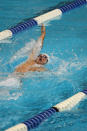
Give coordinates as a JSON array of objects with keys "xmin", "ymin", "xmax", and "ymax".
[
  {"xmin": 0, "ymin": 0, "xmax": 87, "ymax": 40},
  {"xmin": 5, "ymin": 89, "xmax": 87, "ymax": 131}
]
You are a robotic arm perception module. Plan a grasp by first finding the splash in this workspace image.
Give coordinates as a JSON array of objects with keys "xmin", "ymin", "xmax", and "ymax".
[
  {"xmin": 10, "ymin": 39, "xmax": 36, "ymax": 63},
  {"xmin": 0, "ymin": 88, "xmax": 22, "ymax": 100},
  {"xmin": 0, "ymin": 76, "xmax": 21, "ymax": 87},
  {"xmin": 0, "ymin": 73, "xmax": 22, "ymax": 89},
  {"xmin": 22, "ymin": 53, "xmax": 87, "ymax": 79},
  {"xmin": 0, "ymin": 73, "xmax": 22, "ymax": 100},
  {"xmin": 46, "ymin": 53, "xmax": 87, "ymax": 79}
]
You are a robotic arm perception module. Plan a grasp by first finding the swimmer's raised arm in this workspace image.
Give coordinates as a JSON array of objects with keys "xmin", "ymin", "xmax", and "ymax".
[
  {"xmin": 15, "ymin": 24, "xmax": 48, "ymax": 73},
  {"xmin": 39, "ymin": 24, "xmax": 46, "ymax": 48},
  {"xmin": 28, "ymin": 24, "xmax": 46, "ymax": 61}
]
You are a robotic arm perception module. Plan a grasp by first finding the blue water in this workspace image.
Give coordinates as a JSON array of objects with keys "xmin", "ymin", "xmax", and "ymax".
[{"xmin": 0, "ymin": 0, "xmax": 87, "ymax": 131}]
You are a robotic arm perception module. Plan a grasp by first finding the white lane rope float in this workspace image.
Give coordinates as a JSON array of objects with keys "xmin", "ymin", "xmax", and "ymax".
[
  {"xmin": 5, "ymin": 89, "xmax": 87, "ymax": 131},
  {"xmin": 0, "ymin": 0, "xmax": 87, "ymax": 41}
]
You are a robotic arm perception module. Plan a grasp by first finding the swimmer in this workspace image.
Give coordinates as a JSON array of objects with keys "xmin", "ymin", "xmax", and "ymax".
[
  {"xmin": 0, "ymin": 25, "xmax": 48, "ymax": 87},
  {"xmin": 15, "ymin": 24, "xmax": 48, "ymax": 73}
]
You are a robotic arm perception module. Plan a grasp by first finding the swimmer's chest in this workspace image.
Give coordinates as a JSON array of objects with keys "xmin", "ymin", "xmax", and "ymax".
[{"xmin": 28, "ymin": 66, "xmax": 46, "ymax": 72}]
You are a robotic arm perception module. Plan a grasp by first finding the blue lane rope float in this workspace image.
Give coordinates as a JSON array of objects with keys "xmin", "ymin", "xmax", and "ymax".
[
  {"xmin": 10, "ymin": 19, "xmax": 38, "ymax": 34},
  {"xmin": 59, "ymin": 0, "xmax": 87, "ymax": 13},
  {"xmin": 23, "ymin": 108, "xmax": 57, "ymax": 130},
  {"xmin": 5, "ymin": 89, "xmax": 87, "ymax": 131},
  {"xmin": 0, "ymin": 0, "xmax": 87, "ymax": 40}
]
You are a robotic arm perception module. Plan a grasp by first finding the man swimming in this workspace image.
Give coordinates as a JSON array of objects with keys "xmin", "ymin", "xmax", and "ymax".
[
  {"xmin": 0, "ymin": 24, "xmax": 48, "ymax": 87},
  {"xmin": 15, "ymin": 24, "xmax": 48, "ymax": 73}
]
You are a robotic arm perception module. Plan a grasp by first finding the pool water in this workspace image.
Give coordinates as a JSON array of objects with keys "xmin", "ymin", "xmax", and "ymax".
[{"xmin": 0, "ymin": 0, "xmax": 87, "ymax": 131}]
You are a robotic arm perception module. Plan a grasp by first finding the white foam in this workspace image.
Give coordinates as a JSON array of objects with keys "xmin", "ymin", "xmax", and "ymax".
[
  {"xmin": 10, "ymin": 39, "xmax": 36, "ymax": 63},
  {"xmin": 48, "ymin": 53, "xmax": 87, "ymax": 79},
  {"xmin": 0, "ymin": 74, "xmax": 22, "ymax": 100},
  {"xmin": 0, "ymin": 76, "xmax": 21, "ymax": 87},
  {"xmin": 56, "ymin": 60, "xmax": 69, "ymax": 75},
  {"xmin": 0, "ymin": 88, "xmax": 22, "ymax": 100}
]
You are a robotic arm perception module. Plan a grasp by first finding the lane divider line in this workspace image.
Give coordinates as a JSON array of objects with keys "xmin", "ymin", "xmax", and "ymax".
[
  {"xmin": 0, "ymin": 0, "xmax": 87, "ymax": 40},
  {"xmin": 5, "ymin": 89, "xmax": 87, "ymax": 131}
]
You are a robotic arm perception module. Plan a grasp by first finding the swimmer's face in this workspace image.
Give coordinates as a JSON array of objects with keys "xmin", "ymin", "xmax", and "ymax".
[{"xmin": 35, "ymin": 54, "xmax": 48, "ymax": 65}]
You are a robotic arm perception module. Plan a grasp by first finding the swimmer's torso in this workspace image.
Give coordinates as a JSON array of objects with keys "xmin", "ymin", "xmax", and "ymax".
[{"xmin": 15, "ymin": 60, "xmax": 46, "ymax": 72}]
